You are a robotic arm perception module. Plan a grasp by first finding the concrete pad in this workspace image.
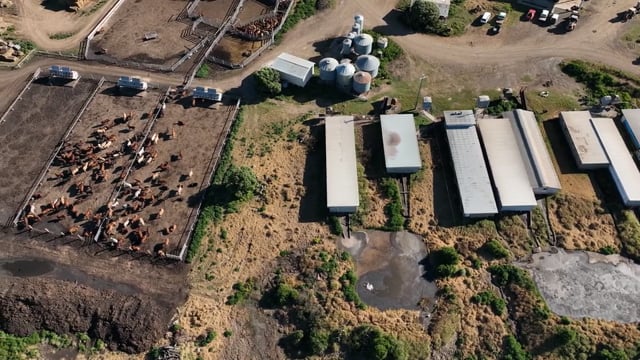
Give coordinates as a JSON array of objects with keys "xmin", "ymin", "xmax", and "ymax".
[{"xmin": 520, "ymin": 249, "xmax": 640, "ymax": 323}]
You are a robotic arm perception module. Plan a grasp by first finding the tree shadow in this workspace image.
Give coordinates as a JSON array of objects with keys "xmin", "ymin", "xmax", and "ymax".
[
  {"xmin": 41, "ymin": 0, "xmax": 74, "ymax": 12},
  {"xmin": 371, "ymin": 9, "xmax": 415, "ymax": 37},
  {"xmin": 298, "ymin": 124, "xmax": 326, "ymax": 223}
]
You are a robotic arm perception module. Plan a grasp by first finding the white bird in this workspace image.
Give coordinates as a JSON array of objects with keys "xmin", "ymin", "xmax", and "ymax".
[
  {"xmin": 123, "ymin": 218, "xmax": 130, "ymax": 227},
  {"xmin": 134, "ymin": 189, "xmax": 141, "ymax": 198},
  {"xmin": 123, "ymin": 181, "xmax": 133, "ymax": 189},
  {"xmin": 139, "ymin": 218, "xmax": 146, "ymax": 226}
]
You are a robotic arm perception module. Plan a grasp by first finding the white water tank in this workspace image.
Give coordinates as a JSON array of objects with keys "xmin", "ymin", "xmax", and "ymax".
[
  {"xmin": 336, "ymin": 63, "xmax": 356, "ymax": 92},
  {"xmin": 377, "ymin": 37, "xmax": 388, "ymax": 49},
  {"xmin": 318, "ymin": 57, "xmax": 339, "ymax": 83},
  {"xmin": 351, "ymin": 22, "xmax": 361, "ymax": 35},
  {"xmin": 353, "ymin": 71, "xmax": 372, "ymax": 94},
  {"xmin": 355, "ymin": 55, "xmax": 380, "ymax": 78},
  {"xmin": 354, "ymin": 33, "xmax": 374, "ymax": 55},
  {"xmin": 477, "ymin": 95, "xmax": 491, "ymax": 109}
]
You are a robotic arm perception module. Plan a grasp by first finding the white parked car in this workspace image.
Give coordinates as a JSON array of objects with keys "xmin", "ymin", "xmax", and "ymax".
[
  {"xmin": 539, "ymin": 9, "xmax": 550, "ymax": 22},
  {"xmin": 496, "ymin": 11, "xmax": 507, "ymax": 24},
  {"xmin": 480, "ymin": 11, "xmax": 492, "ymax": 24},
  {"xmin": 550, "ymin": 13, "xmax": 559, "ymax": 24}
]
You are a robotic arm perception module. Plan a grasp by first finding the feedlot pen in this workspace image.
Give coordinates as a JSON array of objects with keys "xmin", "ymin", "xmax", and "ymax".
[
  {"xmin": 10, "ymin": 79, "xmax": 237, "ymax": 259},
  {"xmin": 0, "ymin": 77, "xmax": 100, "ymax": 226}
]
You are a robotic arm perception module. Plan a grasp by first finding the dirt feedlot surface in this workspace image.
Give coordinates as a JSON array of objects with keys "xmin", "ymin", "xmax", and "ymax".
[
  {"xmin": 91, "ymin": 0, "xmax": 192, "ymax": 66},
  {"xmin": 0, "ymin": 78, "xmax": 99, "ymax": 225},
  {"xmin": 28, "ymin": 83, "xmax": 163, "ymax": 240},
  {"xmin": 520, "ymin": 249, "xmax": 640, "ymax": 323},
  {"xmin": 105, "ymin": 98, "xmax": 235, "ymax": 255}
]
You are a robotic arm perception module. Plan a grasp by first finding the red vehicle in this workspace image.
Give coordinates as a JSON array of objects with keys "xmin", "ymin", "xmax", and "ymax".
[{"xmin": 526, "ymin": 9, "xmax": 536, "ymax": 21}]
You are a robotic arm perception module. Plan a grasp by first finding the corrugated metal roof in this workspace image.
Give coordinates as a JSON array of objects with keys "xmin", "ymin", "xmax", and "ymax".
[
  {"xmin": 591, "ymin": 117, "xmax": 640, "ymax": 206},
  {"xmin": 269, "ymin": 53, "xmax": 315, "ymax": 81},
  {"xmin": 444, "ymin": 110, "xmax": 476, "ymax": 128},
  {"xmin": 446, "ymin": 126, "xmax": 497, "ymax": 217},
  {"xmin": 560, "ymin": 111, "xmax": 609, "ymax": 168},
  {"xmin": 380, "ymin": 114, "xmax": 422, "ymax": 173},
  {"xmin": 477, "ymin": 118, "xmax": 537, "ymax": 211},
  {"xmin": 325, "ymin": 116, "xmax": 359, "ymax": 211},
  {"xmin": 506, "ymin": 109, "xmax": 561, "ymax": 193},
  {"xmin": 622, "ymin": 109, "xmax": 640, "ymax": 150}
]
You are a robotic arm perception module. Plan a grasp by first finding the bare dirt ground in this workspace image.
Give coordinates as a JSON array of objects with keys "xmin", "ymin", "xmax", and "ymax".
[
  {"xmin": 0, "ymin": 77, "xmax": 99, "ymax": 225},
  {"xmin": 211, "ymin": 35, "xmax": 264, "ymax": 64},
  {"xmin": 13, "ymin": 0, "xmax": 117, "ymax": 51},
  {"xmin": 91, "ymin": 0, "xmax": 191, "ymax": 66},
  {"xmin": 521, "ymin": 249, "xmax": 640, "ymax": 323},
  {"xmin": 236, "ymin": 0, "xmax": 271, "ymax": 23},
  {"xmin": 0, "ymin": 228, "xmax": 188, "ymax": 353}
]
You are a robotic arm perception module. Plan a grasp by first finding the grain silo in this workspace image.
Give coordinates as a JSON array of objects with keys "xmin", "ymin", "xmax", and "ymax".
[
  {"xmin": 355, "ymin": 55, "xmax": 380, "ymax": 78},
  {"xmin": 318, "ymin": 57, "xmax": 339, "ymax": 83},
  {"xmin": 351, "ymin": 22, "xmax": 361, "ymax": 35},
  {"xmin": 341, "ymin": 38, "xmax": 352, "ymax": 55},
  {"xmin": 336, "ymin": 63, "xmax": 356, "ymax": 92},
  {"xmin": 354, "ymin": 33, "xmax": 373, "ymax": 55},
  {"xmin": 352, "ymin": 71, "xmax": 372, "ymax": 94}
]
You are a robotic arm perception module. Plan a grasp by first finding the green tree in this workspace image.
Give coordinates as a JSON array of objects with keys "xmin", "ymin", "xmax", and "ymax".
[
  {"xmin": 591, "ymin": 346, "xmax": 630, "ymax": 360},
  {"xmin": 254, "ymin": 68, "xmax": 282, "ymax": 96},
  {"xmin": 501, "ymin": 335, "xmax": 530, "ymax": 360},
  {"xmin": 224, "ymin": 166, "xmax": 259, "ymax": 204},
  {"xmin": 405, "ymin": 0, "xmax": 445, "ymax": 34}
]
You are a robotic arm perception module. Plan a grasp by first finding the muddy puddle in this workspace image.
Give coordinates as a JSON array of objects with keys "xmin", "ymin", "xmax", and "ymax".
[
  {"xmin": 0, "ymin": 257, "xmax": 141, "ymax": 296},
  {"xmin": 339, "ymin": 231, "xmax": 437, "ymax": 310},
  {"xmin": 520, "ymin": 249, "xmax": 640, "ymax": 323}
]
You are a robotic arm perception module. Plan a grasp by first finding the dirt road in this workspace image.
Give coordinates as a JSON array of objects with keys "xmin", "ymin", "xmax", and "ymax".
[{"xmin": 2, "ymin": 0, "xmax": 638, "ymax": 105}]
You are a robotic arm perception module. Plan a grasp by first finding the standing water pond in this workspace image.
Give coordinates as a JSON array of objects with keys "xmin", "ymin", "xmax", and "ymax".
[{"xmin": 339, "ymin": 230, "xmax": 437, "ymax": 310}]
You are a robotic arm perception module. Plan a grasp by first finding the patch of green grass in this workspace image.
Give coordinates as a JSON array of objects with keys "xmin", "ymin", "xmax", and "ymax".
[
  {"xmin": 226, "ymin": 279, "xmax": 256, "ymax": 305},
  {"xmin": 471, "ymin": 291, "xmax": 506, "ymax": 316},
  {"xmin": 49, "ymin": 32, "xmax": 74, "ymax": 40},
  {"xmin": 81, "ymin": 0, "xmax": 108, "ymax": 15},
  {"xmin": 526, "ymin": 91, "xmax": 581, "ymax": 120},
  {"xmin": 446, "ymin": 1, "xmax": 476, "ymax": 36},
  {"xmin": 482, "ymin": 239, "xmax": 510, "ymax": 259},
  {"xmin": 561, "ymin": 60, "xmax": 640, "ymax": 107},
  {"xmin": 328, "ymin": 216, "xmax": 343, "ymax": 236},
  {"xmin": 615, "ymin": 210, "xmax": 640, "ymax": 262},
  {"xmin": 380, "ymin": 178, "xmax": 405, "ymax": 231},
  {"xmin": 197, "ymin": 330, "xmax": 217, "ymax": 346},
  {"xmin": 195, "ymin": 63, "xmax": 211, "ymax": 78},
  {"xmin": 622, "ymin": 22, "xmax": 640, "ymax": 43},
  {"xmin": 339, "ymin": 269, "xmax": 366, "ymax": 309}
]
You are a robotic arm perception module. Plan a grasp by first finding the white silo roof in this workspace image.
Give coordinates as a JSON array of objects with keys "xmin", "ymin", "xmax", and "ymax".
[
  {"xmin": 319, "ymin": 57, "xmax": 338, "ymax": 71},
  {"xmin": 336, "ymin": 63, "xmax": 356, "ymax": 76},
  {"xmin": 355, "ymin": 55, "xmax": 380, "ymax": 71},
  {"xmin": 354, "ymin": 33, "xmax": 373, "ymax": 46}
]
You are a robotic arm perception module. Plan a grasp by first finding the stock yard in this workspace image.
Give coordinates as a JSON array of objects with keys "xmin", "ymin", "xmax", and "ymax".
[
  {"xmin": 90, "ymin": 0, "xmax": 195, "ymax": 66},
  {"xmin": 0, "ymin": 77, "xmax": 100, "ymax": 226},
  {"xmin": 19, "ymin": 79, "xmax": 237, "ymax": 258}
]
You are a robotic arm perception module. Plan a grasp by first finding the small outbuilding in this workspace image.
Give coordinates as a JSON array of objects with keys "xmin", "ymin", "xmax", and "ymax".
[
  {"xmin": 477, "ymin": 118, "xmax": 537, "ymax": 212},
  {"xmin": 559, "ymin": 111, "xmax": 609, "ymax": 169},
  {"xmin": 621, "ymin": 109, "xmax": 640, "ymax": 151},
  {"xmin": 269, "ymin": 53, "xmax": 315, "ymax": 87},
  {"xmin": 380, "ymin": 114, "xmax": 422, "ymax": 174},
  {"xmin": 591, "ymin": 117, "xmax": 640, "ymax": 207},
  {"xmin": 325, "ymin": 116, "xmax": 359, "ymax": 213}
]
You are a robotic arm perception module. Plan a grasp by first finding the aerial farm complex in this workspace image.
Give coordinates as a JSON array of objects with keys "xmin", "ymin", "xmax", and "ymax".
[{"xmin": 3, "ymin": 0, "xmax": 640, "ymax": 359}]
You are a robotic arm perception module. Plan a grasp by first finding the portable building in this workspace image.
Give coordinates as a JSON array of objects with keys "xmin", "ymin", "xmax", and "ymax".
[
  {"xmin": 591, "ymin": 117, "xmax": 640, "ymax": 207},
  {"xmin": 269, "ymin": 53, "xmax": 315, "ymax": 87},
  {"xmin": 505, "ymin": 109, "xmax": 561, "ymax": 195},
  {"xmin": 621, "ymin": 109, "xmax": 640, "ymax": 150},
  {"xmin": 477, "ymin": 118, "xmax": 537, "ymax": 212},
  {"xmin": 325, "ymin": 116, "xmax": 359, "ymax": 213},
  {"xmin": 559, "ymin": 111, "xmax": 609, "ymax": 169},
  {"xmin": 444, "ymin": 111, "xmax": 497, "ymax": 217},
  {"xmin": 380, "ymin": 114, "xmax": 422, "ymax": 174}
]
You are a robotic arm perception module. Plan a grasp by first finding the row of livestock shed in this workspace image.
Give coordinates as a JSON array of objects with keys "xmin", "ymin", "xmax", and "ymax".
[
  {"xmin": 444, "ymin": 109, "xmax": 561, "ymax": 217},
  {"xmin": 325, "ymin": 115, "xmax": 422, "ymax": 213},
  {"xmin": 560, "ymin": 111, "xmax": 640, "ymax": 207}
]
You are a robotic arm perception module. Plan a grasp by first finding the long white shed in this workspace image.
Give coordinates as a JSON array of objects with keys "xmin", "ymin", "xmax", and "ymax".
[
  {"xmin": 477, "ymin": 118, "xmax": 537, "ymax": 212},
  {"xmin": 380, "ymin": 114, "xmax": 422, "ymax": 174},
  {"xmin": 325, "ymin": 116, "xmax": 359, "ymax": 213},
  {"xmin": 591, "ymin": 117, "xmax": 640, "ymax": 207},
  {"xmin": 559, "ymin": 111, "xmax": 609, "ymax": 169}
]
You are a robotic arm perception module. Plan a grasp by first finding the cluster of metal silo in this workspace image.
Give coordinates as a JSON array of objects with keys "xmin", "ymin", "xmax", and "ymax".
[{"xmin": 314, "ymin": 14, "xmax": 384, "ymax": 94}]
